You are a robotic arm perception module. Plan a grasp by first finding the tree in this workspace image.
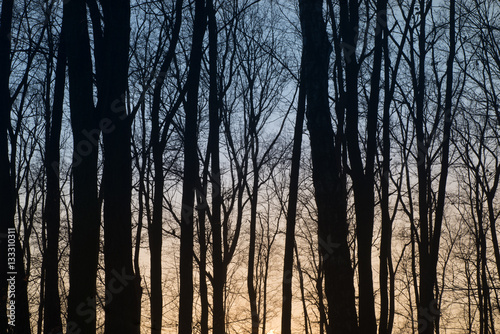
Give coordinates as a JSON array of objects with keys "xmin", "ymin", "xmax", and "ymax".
[
  {"xmin": 99, "ymin": 0, "xmax": 142, "ymax": 332},
  {"xmin": 0, "ymin": 0, "xmax": 16, "ymax": 330},
  {"xmin": 415, "ymin": 2, "xmax": 456, "ymax": 333},
  {"xmin": 149, "ymin": 1, "xmax": 183, "ymax": 333},
  {"xmin": 453, "ymin": 1, "xmax": 500, "ymax": 328},
  {"xmin": 64, "ymin": 0, "xmax": 101, "ymax": 332},
  {"xmin": 281, "ymin": 63, "xmax": 305, "ymax": 334},
  {"xmin": 458, "ymin": 0, "xmax": 500, "ymax": 289},
  {"xmin": 1, "ymin": 0, "xmax": 33, "ymax": 331},
  {"xmin": 397, "ymin": 1, "xmax": 459, "ymax": 332},
  {"xmin": 335, "ymin": 0, "xmax": 387, "ymax": 331},
  {"xmin": 178, "ymin": 1, "xmax": 207, "ymax": 333},
  {"xmin": 377, "ymin": 1, "xmax": 416, "ymax": 332},
  {"xmin": 206, "ymin": 1, "xmax": 224, "ymax": 332},
  {"xmin": 299, "ymin": 0, "xmax": 358, "ymax": 333},
  {"xmin": 42, "ymin": 5, "xmax": 65, "ymax": 333}
]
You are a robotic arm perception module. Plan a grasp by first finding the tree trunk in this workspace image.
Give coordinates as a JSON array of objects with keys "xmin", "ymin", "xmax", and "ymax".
[
  {"xmin": 207, "ymin": 0, "xmax": 225, "ymax": 332},
  {"xmin": 416, "ymin": 2, "xmax": 455, "ymax": 333},
  {"xmin": 64, "ymin": 1, "xmax": 101, "ymax": 333},
  {"xmin": 248, "ymin": 134, "xmax": 259, "ymax": 334},
  {"xmin": 298, "ymin": 1, "xmax": 358, "ymax": 333},
  {"xmin": 1, "ymin": 0, "xmax": 31, "ymax": 332},
  {"xmin": 379, "ymin": 15, "xmax": 393, "ymax": 334},
  {"xmin": 197, "ymin": 175, "xmax": 209, "ymax": 334},
  {"xmin": 0, "ymin": 0, "xmax": 16, "ymax": 330},
  {"xmin": 43, "ymin": 16, "xmax": 66, "ymax": 334},
  {"xmin": 295, "ymin": 243, "xmax": 310, "ymax": 334},
  {"xmin": 487, "ymin": 193, "xmax": 500, "ymax": 285},
  {"xmin": 379, "ymin": 3, "xmax": 415, "ymax": 332},
  {"xmin": 339, "ymin": 0, "xmax": 387, "ymax": 331},
  {"xmin": 281, "ymin": 64, "xmax": 305, "ymax": 334},
  {"xmin": 414, "ymin": 1, "xmax": 432, "ymax": 331},
  {"xmin": 149, "ymin": 1, "xmax": 183, "ymax": 332},
  {"xmin": 99, "ymin": 1, "xmax": 140, "ymax": 333},
  {"xmin": 178, "ymin": 1, "xmax": 206, "ymax": 333}
]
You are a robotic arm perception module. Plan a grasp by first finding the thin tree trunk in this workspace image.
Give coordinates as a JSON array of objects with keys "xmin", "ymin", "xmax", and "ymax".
[
  {"xmin": 248, "ymin": 168, "xmax": 259, "ymax": 334},
  {"xmin": 206, "ymin": 0, "xmax": 225, "ymax": 332},
  {"xmin": 281, "ymin": 64, "xmax": 305, "ymax": 334},
  {"xmin": 197, "ymin": 168, "xmax": 209, "ymax": 334},
  {"xmin": 379, "ymin": 3, "xmax": 398, "ymax": 332},
  {"xmin": 43, "ymin": 16, "xmax": 66, "ymax": 334},
  {"xmin": 487, "ymin": 192, "xmax": 500, "ymax": 284},
  {"xmin": 261, "ymin": 235, "xmax": 271, "ymax": 334},
  {"xmin": 37, "ymin": 227, "xmax": 46, "ymax": 334},
  {"xmin": 317, "ymin": 263, "xmax": 326, "ymax": 334},
  {"xmin": 149, "ymin": 1, "xmax": 183, "ymax": 332},
  {"xmin": 195, "ymin": 101, "xmax": 213, "ymax": 334},
  {"xmin": 178, "ymin": 1, "xmax": 206, "ymax": 333},
  {"xmin": 133, "ymin": 106, "xmax": 146, "ymax": 334},
  {"xmin": 480, "ymin": 218, "xmax": 489, "ymax": 334},
  {"xmin": 149, "ymin": 66, "xmax": 166, "ymax": 334},
  {"xmin": 246, "ymin": 37, "xmax": 259, "ymax": 334},
  {"xmin": 379, "ymin": 3, "xmax": 415, "ymax": 331},
  {"xmin": 294, "ymin": 243, "xmax": 310, "ymax": 334},
  {"xmin": 417, "ymin": 2, "xmax": 455, "ymax": 333}
]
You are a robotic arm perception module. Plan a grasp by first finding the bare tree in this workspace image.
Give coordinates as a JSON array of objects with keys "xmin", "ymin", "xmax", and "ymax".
[
  {"xmin": 396, "ymin": 1, "xmax": 460, "ymax": 332},
  {"xmin": 0, "ymin": 0, "xmax": 17, "ymax": 329},
  {"xmin": 178, "ymin": 1, "xmax": 207, "ymax": 333},
  {"xmin": 42, "ymin": 4, "xmax": 65, "ymax": 332},
  {"xmin": 281, "ymin": 63, "xmax": 305, "ymax": 334},
  {"xmin": 299, "ymin": 0, "xmax": 358, "ymax": 333},
  {"xmin": 148, "ymin": 1, "xmax": 183, "ymax": 333},
  {"xmin": 1, "ymin": 0, "xmax": 35, "ymax": 331},
  {"xmin": 99, "ymin": 0, "xmax": 142, "ymax": 332},
  {"xmin": 64, "ymin": 0, "xmax": 101, "ymax": 332}
]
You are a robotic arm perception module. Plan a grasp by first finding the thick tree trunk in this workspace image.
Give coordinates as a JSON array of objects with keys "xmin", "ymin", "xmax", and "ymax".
[
  {"xmin": 415, "ymin": 1, "xmax": 433, "ymax": 332},
  {"xmin": 1, "ymin": 1, "xmax": 31, "ymax": 333},
  {"xmin": 43, "ymin": 17, "xmax": 66, "ymax": 334},
  {"xmin": 340, "ymin": 0, "xmax": 386, "ymax": 332},
  {"xmin": 178, "ymin": 1, "xmax": 206, "ymax": 333},
  {"xmin": 298, "ymin": 1, "xmax": 358, "ymax": 333},
  {"xmin": 99, "ymin": 1, "xmax": 140, "ymax": 333},
  {"xmin": 64, "ymin": 1, "xmax": 101, "ymax": 334},
  {"xmin": 281, "ymin": 65, "xmax": 305, "ymax": 334}
]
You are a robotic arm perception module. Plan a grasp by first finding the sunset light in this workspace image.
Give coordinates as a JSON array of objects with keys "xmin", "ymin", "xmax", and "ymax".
[{"xmin": 2, "ymin": 0, "xmax": 499, "ymax": 333}]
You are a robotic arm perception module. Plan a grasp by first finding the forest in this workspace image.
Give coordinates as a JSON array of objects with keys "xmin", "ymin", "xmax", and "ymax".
[{"xmin": 0, "ymin": 0, "xmax": 499, "ymax": 333}]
